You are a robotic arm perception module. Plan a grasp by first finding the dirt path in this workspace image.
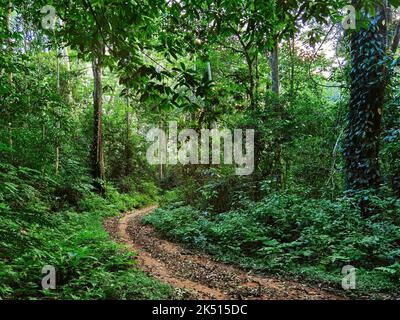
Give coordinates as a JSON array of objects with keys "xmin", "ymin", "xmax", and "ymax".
[{"xmin": 104, "ymin": 205, "xmax": 346, "ymax": 300}]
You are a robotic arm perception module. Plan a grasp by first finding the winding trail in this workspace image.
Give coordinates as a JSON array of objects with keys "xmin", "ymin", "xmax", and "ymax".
[{"xmin": 104, "ymin": 205, "xmax": 346, "ymax": 300}]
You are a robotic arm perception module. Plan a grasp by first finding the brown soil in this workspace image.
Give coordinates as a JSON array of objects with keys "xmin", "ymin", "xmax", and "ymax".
[{"xmin": 104, "ymin": 205, "xmax": 346, "ymax": 300}]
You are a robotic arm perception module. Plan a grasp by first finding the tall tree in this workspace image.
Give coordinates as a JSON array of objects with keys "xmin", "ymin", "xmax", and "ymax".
[
  {"xmin": 7, "ymin": 0, "xmax": 13, "ymax": 83},
  {"xmin": 31, "ymin": 0, "xmax": 165, "ymax": 193},
  {"xmin": 269, "ymin": 38, "xmax": 283, "ymax": 187},
  {"xmin": 91, "ymin": 41, "xmax": 106, "ymax": 194},
  {"xmin": 269, "ymin": 40, "xmax": 280, "ymax": 96},
  {"xmin": 344, "ymin": 1, "xmax": 400, "ymax": 197}
]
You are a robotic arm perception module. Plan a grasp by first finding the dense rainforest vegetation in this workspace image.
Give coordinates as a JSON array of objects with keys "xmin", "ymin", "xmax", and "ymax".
[{"xmin": 1, "ymin": 0, "xmax": 400, "ymax": 300}]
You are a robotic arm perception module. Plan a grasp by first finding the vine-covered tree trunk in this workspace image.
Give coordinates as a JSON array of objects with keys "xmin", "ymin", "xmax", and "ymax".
[
  {"xmin": 91, "ymin": 44, "xmax": 106, "ymax": 195},
  {"xmin": 344, "ymin": 9, "xmax": 387, "ymax": 195}
]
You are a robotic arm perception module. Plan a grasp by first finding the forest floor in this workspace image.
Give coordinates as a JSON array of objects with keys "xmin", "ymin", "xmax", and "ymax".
[{"xmin": 104, "ymin": 206, "xmax": 347, "ymax": 300}]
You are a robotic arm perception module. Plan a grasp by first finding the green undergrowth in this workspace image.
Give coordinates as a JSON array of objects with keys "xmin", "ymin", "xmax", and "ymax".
[
  {"xmin": 143, "ymin": 193, "xmax": 400, "ymax": 299},
  {"xmin": 0, "ymin": 164, "xmax": 174, "ymax": 300}
]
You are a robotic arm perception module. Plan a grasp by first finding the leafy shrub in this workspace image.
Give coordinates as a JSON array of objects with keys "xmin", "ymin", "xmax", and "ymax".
[
  {"xmin": 144, "ymin": 193, "xmax": 400, "ymax": 295},
  {"xmin": 0, "ymin": 164, "xmax": 173, "ymax": 300}
]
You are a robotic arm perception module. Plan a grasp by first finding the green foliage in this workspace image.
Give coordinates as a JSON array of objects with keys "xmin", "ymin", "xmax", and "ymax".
[
  {"xmin": 0, "ymin": 164, "xmax": 173, "ymax": 300},
  {"xmin": 144, "ymin": 194, "xmax": 400, "ymax": 296},
  {"xmin": 102, "ymin": 184, "xmax": 159, "ymax": 213},
  {"xmin": 3, "ymin": 0, "xmax": 400, "ymax": 300}
]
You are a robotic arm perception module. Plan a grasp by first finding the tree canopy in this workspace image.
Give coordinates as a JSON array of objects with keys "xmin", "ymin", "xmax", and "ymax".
[{"xmin": 1, "ymin": 0, "xmax": 400, "ymax": 300}]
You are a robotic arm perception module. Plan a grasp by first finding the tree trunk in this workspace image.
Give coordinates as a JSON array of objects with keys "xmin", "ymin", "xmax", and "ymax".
[
  {"xmin": 245, "ymin": 54, "xmax": 256, "ymax": 109},
  {"xmin": 55, "ymin": 50, "xmax": 60, "ymax": 175},
  {"xmin": 91, "ymin": 43, "xmax": 106, "ymax": 195},
  {"xmin": 125, "ymin": 94, "xmax": 133, "ymax": 177},
  {"xmin": 269, "ymin": 39, "xmax": 283, "ymax": 188},
  {"xmin": 344, "ymin": 4, "xmax": 387, "ymax": 196},
  {"xmin": 7, "ymin": 0, "xmax": 13, "ymax": 83},
  {"xmin": 270, "ymin": 39, "xmax": 280, "ymax": 96},
  {"xmin": 289, "ymin": 34, "xmax": 296, "ymax": 103}
]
